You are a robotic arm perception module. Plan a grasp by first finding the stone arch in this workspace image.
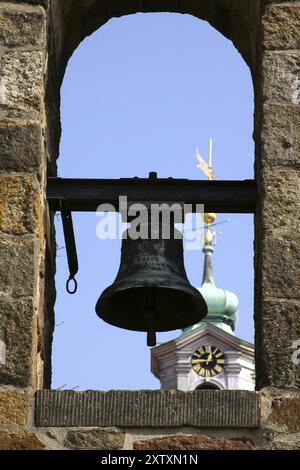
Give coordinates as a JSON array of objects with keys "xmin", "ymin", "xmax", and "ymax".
[
  {"xmin": 193, "ymin": 378, "xmax": 225, "ymax": 391},
  {"xmin": 46, "ymin": 0, "xmax": 261, "ymax": 169},
  {"xmin": 48, "ymin": 2, "xmax": 253, "ymax": 390},
  {"xmin": 196, "ymin": 382, "xmax": 222, "ymax": 390},
  {"xmin": 44, "ymin": 0, "xmax": 260, "ymax": 387},
  {"xmin": 52, "ymin": 0, "xmax": 260, "ymax": 75},
  {"xmin": 41, "ymin": 0, "xmax": 299, "ymax": 392}
]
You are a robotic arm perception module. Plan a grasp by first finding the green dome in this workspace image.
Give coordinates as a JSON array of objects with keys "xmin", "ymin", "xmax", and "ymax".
[
  {"xmin": 183, "ymin": 241, "xmax": 239, "ymax": 335},
  {"xmin": 197, "ymin": 281, "xmax": 238, "ymax": 332}
]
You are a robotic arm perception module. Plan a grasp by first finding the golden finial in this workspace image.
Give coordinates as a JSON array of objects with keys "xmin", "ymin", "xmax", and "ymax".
[
  {"xmin": 204, "ymin": 228, "xmax": 214, "ymax": 245},
  {"xmin": 203, "ymin": 213, "xmax": 217, "ymax": 225}
]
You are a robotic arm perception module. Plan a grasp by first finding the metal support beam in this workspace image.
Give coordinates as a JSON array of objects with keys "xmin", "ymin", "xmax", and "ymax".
[{"xmin": 47, "ymin": 177, "xmax": 257, "ymax": 213}]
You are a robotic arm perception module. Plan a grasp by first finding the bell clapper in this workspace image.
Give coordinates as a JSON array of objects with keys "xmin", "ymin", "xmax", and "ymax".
[
  {"xmin": 147, "ymin": 316, "xmax": 157, "ymax": 347},
  {"xmin": 146, "ymin": 288, "xmax": 157, "ymax": 347}
]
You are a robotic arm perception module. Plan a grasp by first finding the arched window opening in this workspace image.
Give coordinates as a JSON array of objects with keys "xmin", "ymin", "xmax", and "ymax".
[
  {"xmin": 52, "ymin": 13, "xmax": 254, "ymax": 391},
  {"xmin": 196, "ymin": 383, "xmax": 221, "ymax": 391}
]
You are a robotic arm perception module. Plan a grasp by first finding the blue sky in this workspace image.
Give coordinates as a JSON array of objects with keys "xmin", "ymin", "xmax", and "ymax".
[{"xmin": 52, "ymin": 13, "xmax": 254, "ymax": 391}]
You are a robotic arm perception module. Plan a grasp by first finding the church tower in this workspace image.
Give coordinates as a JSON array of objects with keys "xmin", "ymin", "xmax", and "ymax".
[{"xmin": 151, "ymin": 214, "xmax": 255, "ymax": 391}]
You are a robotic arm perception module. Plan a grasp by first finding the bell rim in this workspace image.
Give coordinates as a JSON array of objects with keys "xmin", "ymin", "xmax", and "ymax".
[{"xmin": 96, "ymin": 283, "xmax": 208, "ymax": 332}]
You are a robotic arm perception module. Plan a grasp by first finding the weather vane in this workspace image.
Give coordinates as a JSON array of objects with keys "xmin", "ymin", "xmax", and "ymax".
[
  {"xmin": 196, "ymin": 138, "xmax": 216, "ymax": 181},
  {"xmin": 195, "ymin": 138, "xmax": 229, "ymax": 246}
]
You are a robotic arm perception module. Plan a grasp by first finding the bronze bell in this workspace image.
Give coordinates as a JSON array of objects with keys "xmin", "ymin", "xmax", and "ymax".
[{"xmin": 96, "ymin": 222, "xmax": 207, "ymax": 346}]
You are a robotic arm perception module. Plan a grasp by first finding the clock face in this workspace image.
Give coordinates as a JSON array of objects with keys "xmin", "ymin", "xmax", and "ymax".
[{"xmin": 191, "ymin": 345, "xmax": 225, "ymax": 377}]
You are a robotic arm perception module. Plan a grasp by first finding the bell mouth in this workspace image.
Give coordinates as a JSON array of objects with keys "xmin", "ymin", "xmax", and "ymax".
[{"xmin": 96, "ymin": 284, "xmax": 207, "ymax": 333}]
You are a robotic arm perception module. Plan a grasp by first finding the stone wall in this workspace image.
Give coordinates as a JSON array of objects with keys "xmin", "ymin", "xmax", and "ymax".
[
  {"xmin": 0, "ymin": 389, "xmax": 299, "ymax": 450},
  {"xmin": 255, "ymin": 0, "xmax": 300, "ymax": 390},
  {"xmin": 0, "ymin": 0, "xmax": 299, "ymax": 451},
  {"xmin": 0, "ymin": 1, "xmax": 48, "ymax": 391}
]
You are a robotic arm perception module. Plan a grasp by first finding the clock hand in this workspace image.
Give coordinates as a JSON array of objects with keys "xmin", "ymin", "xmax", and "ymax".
[
  {"xmin": 193, "ymin": 359, "xmax": 212, "ymax": 363},
  {"xmin": 206, "ymin": 353, "xmax": 212, "ymax": 365}
]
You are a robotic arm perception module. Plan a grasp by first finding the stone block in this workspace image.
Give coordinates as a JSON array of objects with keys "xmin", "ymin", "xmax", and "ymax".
[
  {"xmin": 0, "ymin": 50, "xmax": 44, "ymax": 113},
  {"xmin": 0, "ymin": 120, "xmax": 43, "ymax": 172},
  {"xmin": 16, "ymin": 1, "xmax": 49, "ymax": 7},
  {"xmin": 264, "ymin": 1, "xmax": 300, "ymax": 4},
  {"xmin": 255, "ymin": 300, "xmax": 300, "ymax": 389},
  {"xmin": 0, "ymin": 431, "xmax": 44, "ymax": 450},
  {"xmin": 272, "ymin": 433, "xmax": 300, "ymax": 450},
  {"xmin": 261, "ymin": 104, "xmax": 300, "ymax": 167},
  {"xmin": 133, "ymin": 434, "xmax": 255, "ymax": 450},
  {"xmin": 0, "ymin": 3, "xmax": 46, "ymax": 48},
  {"xmin": 260, "ymin": 168, "xmax": 300, "ymax": 233},
  {"xmin": 0, "ymin": 297, "xmax": 37, "ymax": 386},
  {"xmin": 260, "ymin": 235, "xmax": 300, "ymax": 299},
  {"xmin": 0, "ymin": 235, "xmax": 37, "ymax": 298},
  {"xmin": 64, "ymin": 428, "xmax": 125, "ymax": 450},
  {"xmin": 35, "ymin": 390, "xmax": 259, "ymax": 428},
  {"xmin": 262, "ymin": 52, "xmax": 300, "ymax": 106},
  {"xmin": 0, "ymin": 175, "xmax": 41, "ymax": 235},
  {"xmin": 263, "ymin": 4, "xmax": 300, "ymax": 50},
  {"xmin": 256, "ymin": 168, "xmax": 300, "ymax": 311},
  {"xmin": 0, "ymin": 390, "xmax": 30, "ymax": 425},
  {"xmin": 269, "ymin": 397, "xmax": 300, "ymax": 432}
]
